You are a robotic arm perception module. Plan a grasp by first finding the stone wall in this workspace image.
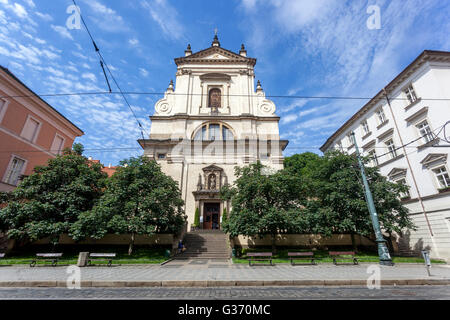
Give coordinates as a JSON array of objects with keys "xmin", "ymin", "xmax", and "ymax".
[
  {"xmin": 232, "ymin": 234, "xmax": 376, "ymax": 248},
  {"xmin": 32, "ymin": 234, "xmax": 174, "ymax": 246}
]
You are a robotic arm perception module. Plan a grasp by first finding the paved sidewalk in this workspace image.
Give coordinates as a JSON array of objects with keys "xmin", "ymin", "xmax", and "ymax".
[{"xmin": 0, "ymin": 259, "xmax": 449, "ymax": 287}]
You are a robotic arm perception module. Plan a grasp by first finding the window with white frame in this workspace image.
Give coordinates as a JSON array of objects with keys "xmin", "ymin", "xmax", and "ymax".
[
  {"xmin": 361, "ymin": 120, "xmax": 370, "ymax": 135},
  {"xmin": 4, "ymin": 156, "xmax": 26, "ymax": 186},
  {"xmin": 21, "ymin": 116, "xmax": 41, "ymax": 142},
  {"xmin": 416, "ymin": 120, "xmax": 434, "ymax": 143},
  {"xmin": 51, "ymin": 134, "xmax": 65, "ymax": 155},
  {"xmin": 385, "ymin": 139, "xmax": 397, "ymax": 159},
  {"xmin": 347, "ymin": 131, "xmax": 354, "ymax": 146},
  {"xmin": 376, "ymin": 108, "xmax": 386, "ymax": 124},
  {"xmin": 0, "ymin": 99, "xmax": 7, "ymax": 123},
  {"xmin": 404, "ymin": 84, "xmax": 418, "ymax": 105},
  {"xmin": 367, "ymin": 149, "xmax": 378, "ymax": 166},
  {"xmin": 336, "ymin": 141, "xmax": 343, "ymax": 152},
  {"xmin": 395, "ymin": 178, "xmax": 410, "ymax": 198},
  {"xmin": 433, "ymin": 166, "xmax": 450, "ymax": 189}
]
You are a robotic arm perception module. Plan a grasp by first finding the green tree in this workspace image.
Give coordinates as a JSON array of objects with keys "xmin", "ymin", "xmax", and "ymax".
[
  {"xmin": 0, "ymin": 147, "xmax": 107, "ymax": 245},
  {"xmin": 222, "ymin": 208, "xmax": 228, "ymax": 225},
  {"xmin": 221, "ymin": 162, "xmax": 307, "ymax": 253},
  {"xmin": 72, "ymin": 143, "xmax": 84, "ymax": 156},
  {"xmin": 193, "ymin": 207, "xmax": 200, "ymax": 228},
  {"xmin": 70, "ymin": 156, "xmax": 186, "ymax": 255},
  {"xmin": 284, "ymin": 152, "xmax": 321, "ymax": 177},
  {"xmin": 310, "ymin": 150, "xmax": 415, "ymax": 251}
]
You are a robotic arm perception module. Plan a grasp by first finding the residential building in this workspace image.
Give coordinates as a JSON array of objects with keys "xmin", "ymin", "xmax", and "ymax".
[
  {"xmin": 139, "ymin": 35, "xmax": 288, "ymax": 231},
  {"xmin": 0, "ymin": 66, "xmax": 84, "ymax": 191},
  {"xmin": 87, "ymin": 157, "xmax": 119, "ymax": 177},
  {"xmin": 320, "ymin": 50, "xmax": 450, "ymax": 260}
]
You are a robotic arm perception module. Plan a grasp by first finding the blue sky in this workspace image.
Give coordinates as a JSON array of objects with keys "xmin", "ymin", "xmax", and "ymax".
[{"xmin": 0, "ymin": 0, "xmax": 449, "ymax": 165}]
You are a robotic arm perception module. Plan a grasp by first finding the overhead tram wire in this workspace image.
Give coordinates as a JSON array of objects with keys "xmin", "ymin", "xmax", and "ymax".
[
  {"xmin": 0, "ymin": 121, "xmax": 449, "ymax": 157},
  {"xmin": 71, "ymin": 0, "xmax": 147, "ymax": 141},
  {"xmin": 2, "ymin": 90, "xmax": 450, "ymax": 101}
]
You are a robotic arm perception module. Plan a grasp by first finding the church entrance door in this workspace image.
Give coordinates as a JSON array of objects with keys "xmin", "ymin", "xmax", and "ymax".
[{"xmin": 203, "ymin": 203, "xmax": 220, "ymax": 230}]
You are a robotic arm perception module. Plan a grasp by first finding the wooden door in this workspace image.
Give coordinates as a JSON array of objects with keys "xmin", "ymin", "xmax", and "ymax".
[{"xmin": 203, "ymin": 203, "xmax": 220, "ymax": 229}]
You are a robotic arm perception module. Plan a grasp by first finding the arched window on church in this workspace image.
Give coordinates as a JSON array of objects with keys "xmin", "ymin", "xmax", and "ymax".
[
  {"xmin": 193, "ymin": 123, "xmax": 234, "ymax": 141},
  {"xmin": 208, "ymin": 88, "xmax": 221, "ymax": 109}
]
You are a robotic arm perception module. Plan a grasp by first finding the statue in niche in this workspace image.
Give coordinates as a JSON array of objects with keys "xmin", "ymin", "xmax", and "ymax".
[{"xmin": 208, "ymin": 174, "xmax": 216, "ymax": 190}]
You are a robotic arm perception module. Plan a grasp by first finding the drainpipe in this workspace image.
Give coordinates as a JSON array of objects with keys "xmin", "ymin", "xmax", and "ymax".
[{"xmin": 383, "ymin": 88, "xmax": 434, "ymax": 237}]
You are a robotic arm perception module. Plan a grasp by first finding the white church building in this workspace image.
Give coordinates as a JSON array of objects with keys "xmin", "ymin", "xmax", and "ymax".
[{"xmin": 139, "ymin": 35, "xmax": 288, "ymax": 231}]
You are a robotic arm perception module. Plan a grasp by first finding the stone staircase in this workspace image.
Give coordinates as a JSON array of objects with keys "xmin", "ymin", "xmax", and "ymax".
[
  {"xmin": 176, "ymin": 230, "xmax": 230, "ymax": 260},
  {"xmin": 397, "ymin": 239, "xmax": 419, "ymax": 257}
]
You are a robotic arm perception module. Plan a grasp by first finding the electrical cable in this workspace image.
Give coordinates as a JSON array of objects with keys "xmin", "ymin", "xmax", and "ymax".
[
  {"xmin": 71, "ymin": 0, "xmax": 147, "ymax": 140},
  {"xmin": 1, "ymin": 90, "xmax": 450, "ymax": 101}
]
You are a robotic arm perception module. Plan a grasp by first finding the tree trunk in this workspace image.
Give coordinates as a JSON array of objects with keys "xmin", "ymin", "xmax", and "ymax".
[
  {"xmin": 350, "ymin": 233, "xmax": 357, "ymax": 253},
  {"xmin": 128, "ymin": 232, "xmax": 135, "ymax": 256},
  {"xmin": 271, "ymin": 234, "xmax": 276, "ymax": 254}
]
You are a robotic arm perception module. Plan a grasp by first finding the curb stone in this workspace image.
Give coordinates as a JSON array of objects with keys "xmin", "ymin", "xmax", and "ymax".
[{"xmin": 0, "ymin": 279, "xmax": 449, "ymax": 288}]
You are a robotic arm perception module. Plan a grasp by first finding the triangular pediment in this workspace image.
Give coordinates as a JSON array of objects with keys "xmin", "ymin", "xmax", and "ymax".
[
  {"xmin": 387, "ymin": 167, "xmax": 407, "ymax": 178},
  {"xmin": 202, "ymin": 164, "xmax": 223, "ymax": 172},
  {"xmin": 175, "ymin": 46, "xmax": 256, "ymax": 66},
  {"xmin": 420, "ymin": 153, "xmax": 448, "ymax": 167}
]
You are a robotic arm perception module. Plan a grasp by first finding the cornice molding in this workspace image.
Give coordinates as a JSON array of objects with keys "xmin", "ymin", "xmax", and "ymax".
[
  {"xmin": 320, "ymin": 50, "xmax": 450, "ymax": 152},
  {"xmin": 150, "ymin": 114, "xmax": 280, "ymax": 121},
  {"xmin": 174, "ymin": 46, "xmax": 256, "ymax": 66}
]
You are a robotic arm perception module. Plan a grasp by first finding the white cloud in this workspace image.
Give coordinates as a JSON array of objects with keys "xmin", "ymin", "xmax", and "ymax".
[
  {"xmin": 82, "ymin": 0, "xmax": 128, "ymax": 32},
  {"xmin": 12, "ymin": 3, "xmax": 27, "ymax": 18},
  {"xmin": 241, "ymin": 0, "xmax": 258, "ymax": 11},
  {"xmin": 46, "ymin": 67, "xmax": 64, "ymax": 77},
  {"xmin": 35, "ymin": 38, "xmax": 46, "ymax": 44},
  {"xmin": 24, "ymin": 0, "xmax": 35, "ymax": 8},
  {"xmin": 281, "ymin": 113, "xmax": 298, "ymax": 124},
  {"xmin": 51, "ymin": 25, "xmax": 74, "ymax": 40},
  {"xmin": 129, "ymin": 38, "xmax": 139, "ymax": 46},
  {"xmin": 139, "ymin": 68, "xmax": 149, "ymax": 77},
  {"xmin": 72, "ymin": 51, "xmax": 89, "ymax": 60},
  {"xmin": 271, "ymin": 0, "xmax": 337, "ymax": 32},
  {"xmin": 141, "ymin": 0, "xmax": 185, "ymax": 40},
  {"xmin": 35, "ymin": 11, "xmax": 53, "ymax": 21},
  {"xmin": 82, "ymin": 72, "xmax": 97, "ymax": 82}
]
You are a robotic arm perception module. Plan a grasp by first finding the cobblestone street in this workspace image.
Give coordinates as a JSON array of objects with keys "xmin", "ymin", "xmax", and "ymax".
[{"xmin": 0, "ymin": 286, "xmax": 449, "ymax": 300}]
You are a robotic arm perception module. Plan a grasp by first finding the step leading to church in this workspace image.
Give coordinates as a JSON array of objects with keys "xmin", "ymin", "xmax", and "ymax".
[{"xmin": 175, "ymin": 230, "xmax": 230, "ymax": 260}]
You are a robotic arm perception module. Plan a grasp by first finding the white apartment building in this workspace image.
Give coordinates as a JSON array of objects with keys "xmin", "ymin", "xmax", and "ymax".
[{"xmin": 320, "ymin": 50, "xmax": 450, "ymax": 261}]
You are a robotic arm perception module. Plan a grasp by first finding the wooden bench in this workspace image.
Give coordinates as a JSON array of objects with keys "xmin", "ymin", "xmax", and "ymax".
[
  {"xmin": 247, "ymin": 252, "xmax": 274, "ymax": 266},
  {"xmin": 329, "ymin": 251, "xmax": 358, "ymax": 265},
  {"xmin": 87, "ymin": 253, "xmax": 116, "ymax": 267},
  {"xmin": 30, "ymin": 253, "xmax": 63, "ymax": 267},
  {"xmin": 288, "ymin": 252, "xmax": 316, "ymax": 265}
]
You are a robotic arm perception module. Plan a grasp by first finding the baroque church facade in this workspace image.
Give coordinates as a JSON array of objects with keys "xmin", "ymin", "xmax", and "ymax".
[{"xmin": 139, "ymin": 35, "xmax": 288, "ymax": 231}]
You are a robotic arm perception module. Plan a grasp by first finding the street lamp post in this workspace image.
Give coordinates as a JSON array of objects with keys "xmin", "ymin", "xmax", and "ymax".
[{"xmin": 351, "ymin": 132, "xmax": 394, "ymax": 266}]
